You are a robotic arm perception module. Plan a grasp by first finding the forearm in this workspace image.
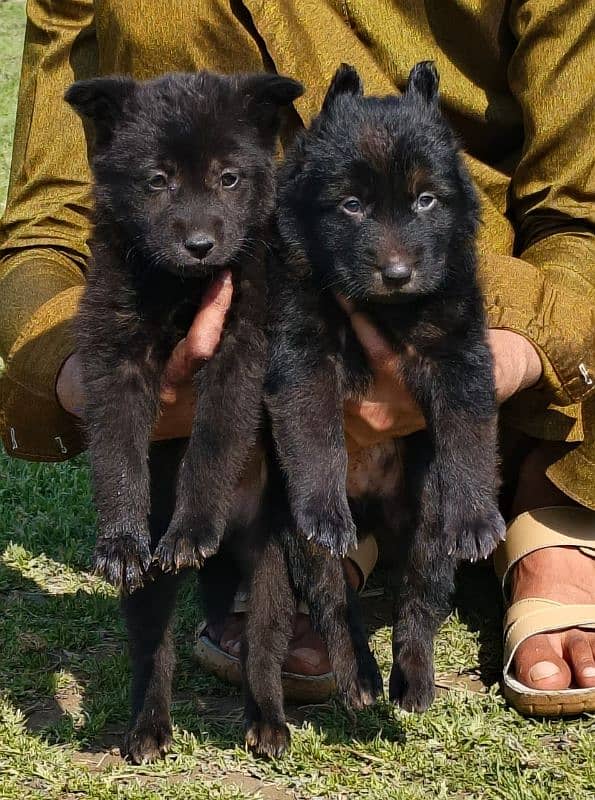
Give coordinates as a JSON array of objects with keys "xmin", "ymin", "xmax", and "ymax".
[
  {"xmin": 0, "ymin": 250, "xmax": 85, "ymax": 460},
  {"xmin": 0, "ymin": 0, "xmax": 97, "ymax": 460},
  {"xmin": 496, "ymin": 0, "xmax": 595, "ymax": 406}
]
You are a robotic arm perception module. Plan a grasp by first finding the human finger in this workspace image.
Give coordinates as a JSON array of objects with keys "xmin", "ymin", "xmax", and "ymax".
[
  {"xmin": 185, "ymin": 269, "xmax": 233, "ymax": 363},
  {"xmin": 350, "ymin": 311, "xmax": 396, "ymax": 369}
]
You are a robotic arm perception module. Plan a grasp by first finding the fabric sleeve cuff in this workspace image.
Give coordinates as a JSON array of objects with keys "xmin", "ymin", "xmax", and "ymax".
[
  {"xmin": 480, "ymin": 249, "xmax": 595, "ymax": 406},
  {"xmin": 1, "ymin": 274, "xmax": 85, "ymax": 461}
]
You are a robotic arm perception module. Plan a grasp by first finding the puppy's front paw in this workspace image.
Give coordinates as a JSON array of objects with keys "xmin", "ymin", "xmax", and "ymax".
[
  {"xmin": 153, "ymin": 514, "xmax": 220, "ymax": 573},
  {"xmin": 294, "ymin": 494, "xmax": 356, "ymax": 556},
  {"xmin": 245, "ymin": 719, "xmax": 291, "ymax": 759},
  {"xmin": 125, "ymin": 714, "xmax": 172, "ymax": 764},
  {"xmin": 445, "ymin": 500, "xmax": 506, "ymax": 562},
  {"xmin": 93, "ymin": 528, "xmax": 151, "ymax": 593}
]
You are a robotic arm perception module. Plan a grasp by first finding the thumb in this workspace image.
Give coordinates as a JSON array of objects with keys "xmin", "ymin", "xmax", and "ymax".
[
  {"xmin": 336, "ymin": 295, "xmax": 396, "ymax": 373},
  {"xmin": 185, "ymin": 269, "xmax": 233, "ymax": 363},
  {"xmin": 161, "ymin": 270, "xmax": 233, "ymax": 396}
]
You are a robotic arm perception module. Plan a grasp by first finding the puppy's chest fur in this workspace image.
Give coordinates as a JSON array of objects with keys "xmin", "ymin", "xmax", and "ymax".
[
  {"xmin": 330, "ymin": 292, "xmax": 458, "ymax": 393},
  {"xmin": 82, "ymin": 254, "xmax": 251, "ymax": 371},
  {"xmin": 324, "ymin": 292, "xmax": 467, "ymax": 505}
]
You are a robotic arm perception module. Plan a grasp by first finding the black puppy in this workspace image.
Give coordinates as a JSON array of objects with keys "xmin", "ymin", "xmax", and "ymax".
[
  {"xmin": 241, "ymin": 467, "xmax": 383, "ymax": 758},
  {"xmin": 66, "ymin": 70, "xmax": 302, "ymax": 761},
  {"xmin": 261, "ymin": 62, "xmax": 506, "ymax": 716}
]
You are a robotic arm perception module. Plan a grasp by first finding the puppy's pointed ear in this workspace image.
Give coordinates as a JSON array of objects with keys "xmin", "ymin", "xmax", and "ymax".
[
  {"xmin": 65, "ymin": 77, "xmax": 136, "ymax": 146},
  {"xmin": 322, "ymin": 64, "xmax": 363, "ymax": 113},
  {"xmin": 242, "ymin": 73, "xmax": 304, "ymax": 138},
  {"xmin": 243, "ymin": 73, "xmax": 304, "ymax": 108},
  {"xmin": 405, "ymin": 61, "xmax": 439, "ymax": 103}
]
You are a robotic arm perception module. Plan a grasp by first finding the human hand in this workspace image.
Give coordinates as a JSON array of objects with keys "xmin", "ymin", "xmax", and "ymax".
[
  {"xmin": 153, "ymin": 270, "xmax": 233, "ymax": 439},
  {"xmin": 339, "ymin": 300, "xmax": 543, "ymax": 454},
  {"xmin": 339, "ymin": 302, "xmax": 426, "ymax": 453},
  {"xmin": 488, "ymin": 328, "xmax": 542, "ymax": 403},
  {"xmin": 56, "ymin": 270, "xmax": 233, "ymax": 440}
]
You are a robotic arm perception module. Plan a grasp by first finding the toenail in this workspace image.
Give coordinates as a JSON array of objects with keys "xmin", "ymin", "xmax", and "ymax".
[
  {"xmin": 582, "ymin": 666, "xmax": 595, "ymax": 678},
  {"xmin": 529, "ymin": 661, "xmax": 561, "ymax": 682}
]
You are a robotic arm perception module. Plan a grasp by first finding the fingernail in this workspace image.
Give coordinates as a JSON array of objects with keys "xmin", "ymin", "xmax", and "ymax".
[
  {"xmin": 529, "ymin": 661, "xmax": 561, "ymax": 682},
  {"xmin": 222, "ymin": 270, "xmax": 232, "ymax": 285},
  {"xmin": 582, "ymin": 666, "xmax": 595, "ymax": 678}
]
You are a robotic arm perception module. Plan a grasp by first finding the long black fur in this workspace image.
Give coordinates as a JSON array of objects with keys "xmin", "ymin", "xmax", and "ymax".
[
  {"xmin": 242, "ymin": 460, "xmax": 382, "ymax": 758},
  {"xmin": 66, "ymin": 70, "xmax": 302, "ymax": 762},
  {"xmin": 255, "ymin": 62, "xmax": 506, "ymax": 722}
]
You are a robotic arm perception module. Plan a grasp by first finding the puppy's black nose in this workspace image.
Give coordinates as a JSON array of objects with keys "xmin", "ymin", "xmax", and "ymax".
[
  {"xmin": 185, "ymin": 234, "xmax": 214, "ymax": 259},
  {"xmin": 382, "ymin": 259, "xmax": 412, "ymax": 285}
]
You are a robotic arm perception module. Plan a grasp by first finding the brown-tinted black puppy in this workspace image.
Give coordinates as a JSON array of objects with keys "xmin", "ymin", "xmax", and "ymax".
[
  {"xmin": 66, "ymin": 70, "xmax": 302, "ymax": 762},
  {"xmin": 259, "ymin": 62, "xmax": 505, "ymax": 719},
  {"xmin": 241, "ymin": 465, "xmax": 383, "ymax": 758}
]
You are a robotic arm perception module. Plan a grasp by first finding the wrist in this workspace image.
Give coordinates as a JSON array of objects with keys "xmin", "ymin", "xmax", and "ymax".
[
  {"xmin": 488, "ymin": 329, "xmax": 543, "ymax": 403},
  {"xmin": 516, "ymin": 334, "xmax": 543, "ymax": 392}
]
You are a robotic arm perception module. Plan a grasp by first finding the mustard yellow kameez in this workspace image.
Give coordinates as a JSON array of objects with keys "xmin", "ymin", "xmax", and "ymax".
[{"xmin": 0, "ymin": 1, "xmax": 593, "ymax": 508}]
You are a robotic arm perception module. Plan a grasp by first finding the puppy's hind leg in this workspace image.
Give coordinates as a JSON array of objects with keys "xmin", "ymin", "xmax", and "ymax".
[
  {"xmin": 242, "ymin": 536, "xmax": 295, "ymax": 758},
  {"xmin": 389, "ymin": 542, "xmax": 455, "ymax": 712},
  {"xmin": 122, "ymin": 440, "xmax": 185, "ymax": 764},
  {"xmin": 289, "ymin": 537, "xmax": 383, "ymax": 710},
  {"xmin": 123, "ymin": 570, "xmax": 182, "ymax": 763},
  {"xmin": 389, "ymin": 433, "xmax": 455, "ymax": 712}
]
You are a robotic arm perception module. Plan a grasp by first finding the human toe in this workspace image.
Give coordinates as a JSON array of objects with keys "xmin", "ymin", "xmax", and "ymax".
[
  {"xmin": 565, "ymin": 632, "xmax": 595, "ymax": 688},
  {"xmin": 513, "ymin": 633, "xmax": 572, "ymax": 690}
]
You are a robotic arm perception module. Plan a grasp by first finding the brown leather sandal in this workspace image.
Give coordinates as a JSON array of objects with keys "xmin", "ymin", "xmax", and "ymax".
[
  {"xmin": 494, "ymin": 506, "xmax": 595, "ymax": 716},
  {"xmin": 193, "ymin": 535, "xmax": 378, "ymax": 703}
]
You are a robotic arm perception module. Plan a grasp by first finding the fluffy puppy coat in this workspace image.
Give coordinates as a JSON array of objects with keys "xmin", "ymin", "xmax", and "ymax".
[
  {"xmin": 66, "ymin": 70, "xmax": 302, "ymax": 762},
  {"xmin": 252, "ymin": 62, "xmax": 505, "ymax": 737}
]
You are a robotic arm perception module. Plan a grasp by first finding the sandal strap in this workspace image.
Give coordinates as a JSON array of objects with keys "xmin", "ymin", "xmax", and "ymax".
[
  {"xmin": 504, "ymin": 598, "xmax": 595, "ymax": 676},
  {"xmin": 495, "ymin": 506, "xmax": 595, "ymax": 597}
]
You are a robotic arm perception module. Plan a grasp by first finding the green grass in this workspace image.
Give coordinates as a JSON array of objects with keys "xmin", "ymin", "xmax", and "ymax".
[
  {"xmin": 1, "ymin": 451, "xmax": 594, "ymax": 800},
  {"xmin": 1, "ymin": 5, "xmax": 594, "ymax": 799},
  {"xmin": 0, "ymin": 0, "xmax": 25, "ymax": 211}
]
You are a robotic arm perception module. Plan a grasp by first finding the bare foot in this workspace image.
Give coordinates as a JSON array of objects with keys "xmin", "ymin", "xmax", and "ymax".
[
  {"xmin": 209, "ymin": 558, "xmax": 362, "ymax": 676},
  {"xmin": 510, "ymin": 441, "xmax": 595, "ymax": 690},
  {"xmin": 511, "ymin": 546, "xmax": 595, "ymax": 689}
]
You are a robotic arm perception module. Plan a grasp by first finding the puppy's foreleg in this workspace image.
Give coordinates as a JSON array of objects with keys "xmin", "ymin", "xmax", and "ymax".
[
  {"xmin": 154, "ymin": 320, "xmax": 267, "ymax": 573},
  {"xmin": 406, "ymin": 345, "xmax": 505, "ymax": 563},
  {"xmin": 266, "ymin": 356, "xmax": 356, "ymax": 557},
  {"xmin": 85, "ymin": 358, "xmax": 161, "ymax": 593}
]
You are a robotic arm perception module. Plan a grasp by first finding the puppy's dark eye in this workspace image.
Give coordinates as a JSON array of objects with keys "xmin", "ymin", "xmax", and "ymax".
[
  {"xmin": 416, "ymin": 192, "xmax": 437, "ymax": 211},
  {"xmin": 341, "ymin": 197, "xmax": 363, "ymax": 215},
  {"xmin": 221, "ymin": 171, "xmax": 239, "ymax": 189},
  {"xmin": 148, "ymin": 172, "xmax": 168, "ymax": 191}
]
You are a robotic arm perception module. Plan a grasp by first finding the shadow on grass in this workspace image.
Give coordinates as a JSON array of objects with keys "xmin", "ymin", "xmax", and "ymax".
[
  {"xmin": 0, "ymin": 449, "xmax": 501, "ymax": 764},
  {"xmin": 453, "ymin": 559, "xmax": 503, "ymax": 688},
  {"xmin": 358, "ymin": 560, "xmax": 502, "ymax": 691},
  {"xmin": 0, "ymin": 521, "xmax": 502, "ymax": 761},
  {"xmin": 1, "ymin": 546, "xmax": 410, "ymax": 763}
]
